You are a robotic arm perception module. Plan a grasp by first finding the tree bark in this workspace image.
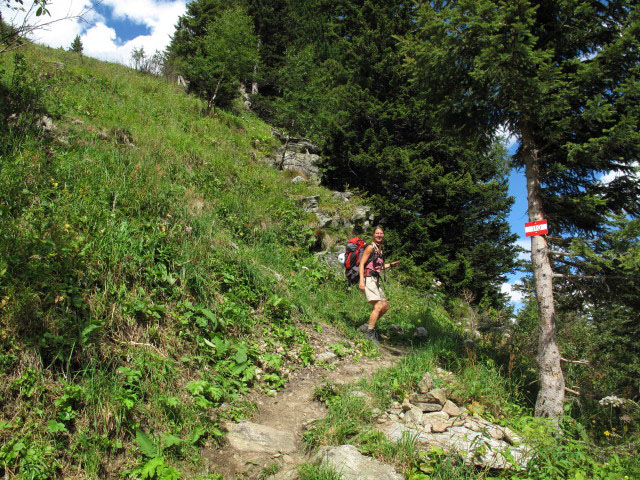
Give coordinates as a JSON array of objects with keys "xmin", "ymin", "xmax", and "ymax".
[
  {"xmin": 251, "ymin": 38, "xmax": 260, "ymax": 95},
  {"xmin": 521, "ymin": 123, "xmax": 565, "ymax": 422}
]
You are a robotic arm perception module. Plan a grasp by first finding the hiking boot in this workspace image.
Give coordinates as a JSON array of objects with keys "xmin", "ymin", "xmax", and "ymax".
[
  {"xmin": 357, "ymin": 323, "xmax": 369, "ymax": 333},
  {"xmin": 365, "ymin": 328, "xmax": 380, "ymax": 343}
]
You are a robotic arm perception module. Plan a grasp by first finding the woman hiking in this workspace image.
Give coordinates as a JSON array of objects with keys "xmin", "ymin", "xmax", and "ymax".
[{"xmin": 359, "ymin": 226, "xmax": 399, "ymax": 342}]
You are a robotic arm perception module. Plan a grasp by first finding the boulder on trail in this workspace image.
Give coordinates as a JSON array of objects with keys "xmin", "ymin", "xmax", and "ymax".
[
  {"xmin": 313, "ymin": 444, "xmax": 404, "ymax": 480},
  {"xmin": 224, "ymin": 421, "xmax": 296, "ymax": 454}
]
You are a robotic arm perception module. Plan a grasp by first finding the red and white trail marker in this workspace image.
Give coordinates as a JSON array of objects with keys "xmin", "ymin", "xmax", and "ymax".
[{"xmin": 525, "ymin": 219, "xmax": 548, "ymax": 237}]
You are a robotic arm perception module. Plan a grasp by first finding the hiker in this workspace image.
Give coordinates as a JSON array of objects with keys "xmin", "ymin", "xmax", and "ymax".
[{"xmin": 359, "ymin": 226, "xmax": 399, "ymax": 342}]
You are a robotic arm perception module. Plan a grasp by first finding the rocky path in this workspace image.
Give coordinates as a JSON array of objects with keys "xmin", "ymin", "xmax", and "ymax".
[{"xmin": 203, "ymin": 324, "xmax": 403, "ymax": 479}]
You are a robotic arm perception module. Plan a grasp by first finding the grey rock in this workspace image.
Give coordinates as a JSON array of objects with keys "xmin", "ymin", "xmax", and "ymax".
[
  {"xmin": 314, "ymin": 445, "xmax": 404, "ymax": 480},
  {"xmin": 314, "ymin": 251, "xmax": 345, "ymax": 278},
  {"xmin": 413, "ymin": 402, "xmax": 443, "ymax": 413},
  {"xmin": 417, "ymin": 373, "xmax": 434, "ymax": 393},
  {"xmin": 430, "ymin": 420, "xmax": 450, "ymax": 433},
  {"xmin": 300, "ymin": 196, "xmax": 319, "ymax": 213},
  {"xmin": 380, "ymin": 422, "xmax": 531, "ymax": 470},
  {"xmin": 271, "ymin": 469, "xmax": 298, "ymax": 480},
  {"xmin": 333, "ymin": 191, "xmax": 353, "ymax": 202},
  {"xmin": 425, "ymin": 388, "xmax": 448, "ymax": 405},
  {"xmin": 350, "ymin": 206, "xmax": 374, "ymax": 233},
  {"xmin": 316, "ymin": 351, "xmax": 338, "ymax": 364},
  {"xmin": 285, "ymin": 138, "xmax": 321, "ymax": 154},
  {"xmin": 442, "ymin": 400, "xmax": 463, "ymax": 417},
  {"xmin": 225, "ymin": 421, "xmax": 296, "ymax": 454},
  {"xmin": 314, "ymin": 212, "xmax": 333, "ymax": 228},
  {"xmin": 291, "ymin": 175, "xmax": 307, "ymax": 184},
  {"xmin": 404, "ymin": 407, "xmax": 423, "ymax": 425},
  {"xmin": 414, "ymin": 327, "xmax": 429, "ymax": 339},
  {"xmin": 357, "ymin": 323, "xmax": 369, "ymax": 333},
  {"xmin": 401, "ymin": 398, "xmax": 412, "ymax": 411},
  {"xmin": 422, "ymin": 411, "xmax": 450, "ymax": 423},
  {"xmin": 269, "ymin": 143, "xmax": 322, "ymax": 184},
  {"xmin": 503, "ymin": 427, "xmax": 523, "ymax": 446}
]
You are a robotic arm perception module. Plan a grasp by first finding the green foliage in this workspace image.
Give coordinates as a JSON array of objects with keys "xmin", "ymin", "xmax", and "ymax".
[
  {"xmin": 167, "ymin": 3, "xmax": 258, "ymax": 110},
  {"xmin": 297, "ymin": 463, "xmax": 342, "ymax": 480},
  {"xmin": 69, "ymin": 35, "xmax": 83, "ymax": 54}
]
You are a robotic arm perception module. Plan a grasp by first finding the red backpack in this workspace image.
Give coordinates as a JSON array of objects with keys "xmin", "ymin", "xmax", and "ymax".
[{"xmin": 344, "ymin": 237, "xmax": 382, "ymax": 284}]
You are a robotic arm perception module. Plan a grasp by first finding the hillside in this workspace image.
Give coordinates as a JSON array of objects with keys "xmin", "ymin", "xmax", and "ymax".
[{"xmin": 1, "ymin": 46, "xmax": 638, "ymax": 479}]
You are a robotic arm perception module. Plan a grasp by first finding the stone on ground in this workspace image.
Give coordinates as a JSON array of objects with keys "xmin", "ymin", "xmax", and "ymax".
[
  {"xmin": 380, "ymin": 421, "xmax": 531, "ymax": 470},
  {"xmin": 313, "ymin": 445, "xmax": 404, "ymax": 480},
  {"xmin": 224, "ymin": 421, "xmax": 296, "ymax": 454}
]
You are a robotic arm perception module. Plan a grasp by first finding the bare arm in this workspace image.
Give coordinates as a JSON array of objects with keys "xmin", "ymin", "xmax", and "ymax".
[{"xmin": 359, "ymin": 245, "xmax": 373, "ymax": 291}]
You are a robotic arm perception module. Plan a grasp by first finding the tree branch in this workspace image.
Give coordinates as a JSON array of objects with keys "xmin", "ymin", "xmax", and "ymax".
[
  {"xmin": 561, "ymin": 357, "xmax": 590, "ymax": 365},
  {"xmin": 565, "ymin": 387, "xmax": 581, "ymax": 395},
  {"xmin": 553, "ymin": 273, "xmax": 605, "ymax": 280},
  {"xmin": 549, "ymin": 250, "xmax": 578, "ymax": 257}
]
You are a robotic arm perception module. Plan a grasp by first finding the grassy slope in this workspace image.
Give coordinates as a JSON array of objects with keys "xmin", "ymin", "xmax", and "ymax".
[
  {"xmin": 0, "ymin": 45, "xmax": 430, "ymax": 479},
  {"xmin": 0, "ymin": 46, "xmax": 637, "ymax": 480}
]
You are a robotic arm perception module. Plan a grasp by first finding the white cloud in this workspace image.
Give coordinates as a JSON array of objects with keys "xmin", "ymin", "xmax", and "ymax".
[
  {"xmin": 599, "ymin": 162, "xmax": 639, "ymax": 186},
  {"xmin": 1, "ymin": 0, "xmax": 187, "ymax": 65},
  {"xmin": 496, "ymin": 123, "xmax": 519, "ymax": 152},
  {"xmin": 501, "ymin": 282, "xmax": 524, "ymax": 304},
  {"xmin": 1, "ymin": 1, "xmax": 97, "ymax": 48}
]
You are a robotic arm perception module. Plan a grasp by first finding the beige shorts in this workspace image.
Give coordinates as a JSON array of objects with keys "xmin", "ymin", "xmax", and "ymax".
[{"xmin": 364, "ymin": 276, "xmax": 386, "ymax": 302}]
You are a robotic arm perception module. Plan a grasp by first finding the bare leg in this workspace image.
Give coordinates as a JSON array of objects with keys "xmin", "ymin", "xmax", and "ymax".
[{"xmin": 368, "ymin": 299, "xmax": 389, "ymax": 329}]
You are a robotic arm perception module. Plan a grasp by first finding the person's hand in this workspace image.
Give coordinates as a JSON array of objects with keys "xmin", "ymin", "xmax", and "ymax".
[
  {"xmin": 391, "ymin": 260, "xmax": 400, "ymax": 267},
  {"xmin": 359, "ymin": 282, "xmax": 366, "ymax": 291}
]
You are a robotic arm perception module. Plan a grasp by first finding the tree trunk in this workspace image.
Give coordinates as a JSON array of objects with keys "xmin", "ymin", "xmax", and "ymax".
[
  {"xmin": 208, "ymin": 67, "xmax": 226, "ymax": 114},
  {"xmin": 521, "ymin": 123, "xmax": 565, "ymax": 422},
  {"xmin": 251, "ymin": 38, "xmax": 260, "ymax": 95}
]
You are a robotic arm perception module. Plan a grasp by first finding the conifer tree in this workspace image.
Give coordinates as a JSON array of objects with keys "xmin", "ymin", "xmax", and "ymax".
[
  {"xmin": 402, "ymin": 0, "xmax": 640, "ymax": 420},
  {"xmin": 69, "ymin": 34, "xmax": 82, "ymax": 54}
]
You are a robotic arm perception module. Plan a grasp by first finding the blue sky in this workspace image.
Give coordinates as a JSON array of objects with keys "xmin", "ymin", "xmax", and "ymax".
[{"xmin": 504, "ymin": 141, "xmax": 529, "ymax": 307}]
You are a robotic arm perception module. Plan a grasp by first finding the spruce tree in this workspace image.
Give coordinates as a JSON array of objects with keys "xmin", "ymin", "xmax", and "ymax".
[
  {"xmin": 402, "ymin": 0, "xmax": 640, "ymax": 420},
  {"xmin": 69, "ymin": 35, "xmax": 82, "ymax": 54}
]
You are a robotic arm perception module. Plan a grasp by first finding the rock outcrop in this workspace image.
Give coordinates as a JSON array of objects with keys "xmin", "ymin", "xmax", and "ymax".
[
  {"xmin": 376, "ymin": 370, "xmax": 531, "ymax": 471},
  {"xmin": 266, "ymin": 132, "xmax": 323, "ymax": 184}
]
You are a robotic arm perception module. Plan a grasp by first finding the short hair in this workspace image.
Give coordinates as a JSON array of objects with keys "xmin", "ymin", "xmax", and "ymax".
[{"xmin": 372, "ymin": 225, "xmax": 384, "ymax": 235}]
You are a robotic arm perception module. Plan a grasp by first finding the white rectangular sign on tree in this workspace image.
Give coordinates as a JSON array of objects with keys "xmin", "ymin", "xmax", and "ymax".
[{"xmin": 525, "ymin": 220, "xmax": 548, "ymax": 237}]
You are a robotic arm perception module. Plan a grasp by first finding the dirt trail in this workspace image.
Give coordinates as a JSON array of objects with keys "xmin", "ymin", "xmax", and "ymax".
[{"xmin": 204, "ymin": 323, "xmax": 404, "ymax": 479}]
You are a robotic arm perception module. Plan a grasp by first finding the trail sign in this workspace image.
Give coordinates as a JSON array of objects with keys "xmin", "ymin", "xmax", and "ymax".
[{"xmin": 525, "ymin": 220, "xmax": 548, "ymax": 237}]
